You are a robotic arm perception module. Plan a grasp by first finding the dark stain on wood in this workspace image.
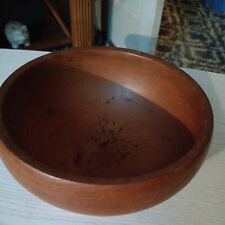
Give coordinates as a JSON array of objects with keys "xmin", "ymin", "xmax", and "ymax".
[
  {"xmin": 74, "ymin": 151, "xmax": 83, "ymax": 165},
  {"xmin": 47, "ymin": 107, "xmax": 56, "ymax": 117}
]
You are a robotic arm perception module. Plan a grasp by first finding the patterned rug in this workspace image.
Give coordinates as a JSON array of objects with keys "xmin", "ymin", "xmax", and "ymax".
[{"xmin": 156, "ymin": 0, "xmax": 225, "ymax": 74}]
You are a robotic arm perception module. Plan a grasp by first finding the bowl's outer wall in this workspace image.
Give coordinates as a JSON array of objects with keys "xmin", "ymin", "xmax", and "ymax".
[
  {"xmin": 0, "ymin": 138, "xmax": 209, "ymax": 215},
  {"xmin": 0, "ymin": 48, "xmax": 213, "ymax": 215}
]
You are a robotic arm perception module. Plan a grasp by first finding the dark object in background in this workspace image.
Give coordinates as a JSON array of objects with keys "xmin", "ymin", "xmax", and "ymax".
[
  {"xmin": 0, "ymin": 0, "xmax": 105, "ymax": 50},
  {"xmin": 0, "ymin": 0, "xmax": 48, "ymax": 29},
  {"xmin": 0, "ymin": 0, "xmax": 67, "ymax": 49}
]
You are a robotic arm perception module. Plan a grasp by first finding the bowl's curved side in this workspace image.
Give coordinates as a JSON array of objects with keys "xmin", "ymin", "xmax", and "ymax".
[
  {"xmin": 0, "ymin": 137, "xmax": 210, "ymax": 216},
  {"xmin": 0, "ymin": 47, "xmax": 213, "ymax": 215}
]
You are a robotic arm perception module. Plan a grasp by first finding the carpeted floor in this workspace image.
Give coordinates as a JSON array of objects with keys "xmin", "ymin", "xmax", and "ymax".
[{"xmin": 156, "ymin": 0, "xmax": 225, "ymax": 74}]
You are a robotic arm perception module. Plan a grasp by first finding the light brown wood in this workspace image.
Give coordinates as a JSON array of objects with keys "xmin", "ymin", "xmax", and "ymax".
[
  {"xmin": 0, "ymin": 48, "xmax": 213, "ymax": 215},
  {"xmin": 69, "ymin": 0, "xmax": 93, "ymax": 47},
  {"xmin": 43, "ymin": 0, "xmax": 71, "ymax": 39}
]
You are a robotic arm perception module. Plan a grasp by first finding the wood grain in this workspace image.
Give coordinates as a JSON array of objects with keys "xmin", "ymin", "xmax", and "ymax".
[
  {"xmin": 0, "ymin": 50, "xmax": 225, "ymax": 224},
  {"xmin": 69, "ymin": 0, "xmax": 93, "ymax": 47}
]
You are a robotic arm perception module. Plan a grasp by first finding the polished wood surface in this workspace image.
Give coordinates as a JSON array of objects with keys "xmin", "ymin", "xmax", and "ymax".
[
  {"xmin": 69, "ymin": 0, "xmax": 93, "ymax": 47},
  {"xmin": 0, "ymin": 48, "xmax": 213, "ymax": 215}
]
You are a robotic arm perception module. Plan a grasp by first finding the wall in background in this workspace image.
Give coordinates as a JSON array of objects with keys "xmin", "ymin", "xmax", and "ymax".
[{"xmin": 106, "ymin": 0, "xmax": 164, "ymax": 54}]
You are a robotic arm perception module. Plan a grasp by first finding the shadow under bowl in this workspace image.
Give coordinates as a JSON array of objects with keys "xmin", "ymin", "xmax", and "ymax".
[{"xmin": 0, "ymin": 48, "xmax": 213, "ymax": 215}]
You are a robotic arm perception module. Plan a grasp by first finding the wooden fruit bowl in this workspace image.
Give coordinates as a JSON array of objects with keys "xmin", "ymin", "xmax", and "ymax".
[{"xmin": 0, "ymin": 48, "xmax": 213, "ymax": 215}]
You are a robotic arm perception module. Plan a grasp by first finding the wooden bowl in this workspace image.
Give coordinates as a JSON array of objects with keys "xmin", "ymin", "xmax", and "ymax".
[{"xmin": 0, "ymin": 48, "xmax": 213, "ymax": 215}]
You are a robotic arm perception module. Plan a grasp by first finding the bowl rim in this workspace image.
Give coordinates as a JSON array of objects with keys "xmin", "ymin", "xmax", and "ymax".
[{"xmin": 0, "ymin": 47, "xmax": 214, "ymax": 185}]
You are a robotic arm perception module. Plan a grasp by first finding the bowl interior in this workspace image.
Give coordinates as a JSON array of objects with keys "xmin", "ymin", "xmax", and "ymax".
[{"xmin": 1, "ymin": 49, "xmax": 209, "ymax": 179}]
